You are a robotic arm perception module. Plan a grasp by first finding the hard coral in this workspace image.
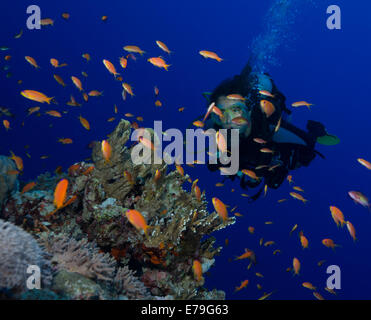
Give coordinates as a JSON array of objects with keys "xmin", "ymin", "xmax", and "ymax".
[{"xmin": 0, "ymin": 219, "xmax": 52, "ymax": 293}]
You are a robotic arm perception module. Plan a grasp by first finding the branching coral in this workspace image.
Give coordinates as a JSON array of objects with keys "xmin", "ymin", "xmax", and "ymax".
[
  {"xmin": 40, "ymin": 234, "xmax": 116, "ymax": 281},
  {"xmin": 0, "ymin": 219, "xmax": 52, "ymax": 293}
]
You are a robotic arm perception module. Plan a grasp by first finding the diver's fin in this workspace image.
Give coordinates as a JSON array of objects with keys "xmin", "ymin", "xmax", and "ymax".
[{"xmin": 316, "ymin": 134, "xmax": 340, "ymax": 146}]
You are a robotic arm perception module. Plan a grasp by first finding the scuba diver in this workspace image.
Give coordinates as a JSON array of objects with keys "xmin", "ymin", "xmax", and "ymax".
[{"xmin": 202, "ymin": 63, "xmax": 339, "ymax": 200}]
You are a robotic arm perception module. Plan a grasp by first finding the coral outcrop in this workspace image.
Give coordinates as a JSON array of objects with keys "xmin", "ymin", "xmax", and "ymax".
[{"xmin": 0, "ymin": 119, "xmax": 235, "ymax": 300}]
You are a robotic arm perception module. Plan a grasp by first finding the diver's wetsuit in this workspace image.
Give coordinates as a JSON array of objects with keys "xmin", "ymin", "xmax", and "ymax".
[{"xmin": 206, "ymin": 64, "xmax": 326, "ymax": 194}]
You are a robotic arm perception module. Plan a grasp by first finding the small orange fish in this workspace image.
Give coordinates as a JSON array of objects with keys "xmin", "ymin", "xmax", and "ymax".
[
  {"xmin": 287, "ymin": 175, "xmax": 293, "ymax": 184},
  {"xmin": 147, "ymin": 56, "xmax": 171, "ymax": 70},
  {"xmin": 125, "ymin": 209, "xmax": 150, "ymax": 236},
  {"xmin": 259, "ymin": 90, "xmax": 275, "ymax": 98},
  {"xmin": 292, "ymin": 101, "xmax": 313, "ymax": 110},
  {"xmin": 313, "ymin": 292, "xmax": 324, "ymax": 300},
  {"xmin": 154, "ymin": 86, "xmax": 159, "ymax": 96},
  {"xmin": 329, "ymin": 206, "xmax": 345, "ymax": 227},
  {"xmin": 289, "ymin": 224, "xmax": 298, "ymax": 236},
  {"xmin": 54, "ymin": 179, "xmax": 68, "ymax": 209},
  {"xmin": 45, "ymin": 110, "xmax": 62, "ymax": 118},
  {"xmin": 82, "ymin": 166, "xmax": 94, "ymax": 175},
  {"xmin": 71, "ymin": 76, "xmax": 83, "ymax": 91},
  {"xmin": 227, "ymin": 94, "xmax": 245, "ymax": 101},
  {"xmin": 193, "ymin": 120, "xmax": 204, "ymax": 128},
  {"xmin": 103, "ymin": 59, "xmax": 120, "ymax": 78},
  {"xmin": 82, "ymin": 53, "xmax": 91, "ymax": 62},
  {"xmin": 88, "ymin": 90, "xmax": 103, "ymax": 97},
  {"xmin": 299, "ymin": 231, "xmax": 309, "ymax": 249},
  {"xmin": 40, "ymin": 18, "xmax": 54, "ymax": 26},
  {"xmin": 139, "ymin": 136, "xmax": 155, "ymax": 150},
  {"xmin": 357, "ymin": 158, "xmax": 371, "ymax": 170},
  {"xmin": 322, "ymin": 238, "xmax": 339, "ymax": 249},
  {"xmin": 21, "ymin": 182, "xmax": 36, "ymax": 194},
  {"xmin": 302, "ymin": 282, "xmax": 316, "ymax": 290},
  {"xmin": 235, "ymin": 249, "xmax": 256, "ymax": 264},
  {"xmin": 67, "ymin": 95, "xmax": 81, "ymax": 107},
  {"xmin": 58, "ymin": 138, "xmax": 73, "ymax": 144},
  {"xmin": 260, "ymin": 100, "xmax": 275, "ymax": 118},
  {"xmin": 156, "ymin": 40, "xmax": 172, "ymax": 54},
  {"xmin": 194, "ymin": 185, "xmax": 201, "ymax": 202},
  {"xmin": 193, "ymin": 260, "xmax": 203, "ymax": 282},
  {"xmin": 101, "ymin": 140, "xmax": 112, "ymax": 163},
  {"xmin": 346, "ymin": 221, "xmax": 356, "ymax": 241},
  {"xmin": 50, "ymin": 58, "xmax": 67, "ymax": 68},
  {"xmin": 122, "ymin": 83, "xmax": 134, "ymax": 96},
  {"xmin": 119, "ymin": 56, "xmax": 128, "ymax": 69},
  {"xmin": 3, "ymin": 120, "xmax": 10, "ymax": 130},
  {"xmin": 290, "ymin": 192, "xmax": 308, "ymax": 203},
  {"xmin": 62, "ymin": 12, "xmax": 70, "ymax": 20},
  {"xmin": 53, "ymin": 74, "xmax": 66, "ymax": 87},
  {"xmin": 21, "ymin": 90, "xmax": 54, "ymax": 104},
  {"xmin": 175, "ymin": 164, "xmax": 184, "ymax": 176},
  {"xmin": 79, "ymin": 115, "xmax": 90, "ymax": 130},
  {"xmin": 199, "ymin": 50, "xmax": 223, "ymax": 62},
  {"xmin": 155, "ymin": 100, "xmax": 162, "ymax": 107},
  {"xmin": 212, "ymin": 197, "xmax": 228, "ymax": 222},
  {"xmin": 216, "ymin": 131, "xmax": 227, "ymax": 153},
  {"xmin": 101, "ymin": 15, "xmax": 108, "ymax": 21},
  {"xmin": 25, "ymin": 56, "xmax": 40, "ymax": 68},
  {"xmin": 253, "ymin": 138, "xmax": 267, "ymax": 144},
  {"xmin": 123, "ymin": 45, "xmax": 145, "ymax": 55},
  {"xmin": 260, "ymin": 147, "xmax": 274, "ymax": 154},
  {"xmin": 293, "ymin": 186, "xmax": 304, "ymax": 192},
  {"xmin": 293, "ymin": 257, "xmax": 301, "ymax": 275},
  {"xmin": 235, "ymin": 280, "xmax": 249, "ymax": 292},
  {"xmin": 248, "ymin": 226, "xmax": 255, "ymax": 234},
  {"xmin": 241, "ymin": 169, "xmax": 259, "ymax": 181}
]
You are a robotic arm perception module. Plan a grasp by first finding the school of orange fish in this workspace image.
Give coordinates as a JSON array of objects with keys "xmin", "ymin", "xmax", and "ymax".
[{"xmin": 1, "ymin": 12, "xmax": 370, "ymax": 300}]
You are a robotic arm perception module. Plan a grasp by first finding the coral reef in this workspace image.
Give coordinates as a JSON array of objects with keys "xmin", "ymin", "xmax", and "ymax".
[
  {"xmin": 0, "ymin": 119, "xmax": 235, "ymax": 300},
  {"xmin": 0, "ymin": 219, "xmax": 52, "ymax": 294},
  {"xmin": 0, "ymin": 155, "xmax": 18, "ymax": 209}
]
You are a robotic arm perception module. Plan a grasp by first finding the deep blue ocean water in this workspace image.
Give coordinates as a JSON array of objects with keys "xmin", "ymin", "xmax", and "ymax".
[{"xmin": 1, "ymin": 0, "xmax": 370, "ymax": 299}]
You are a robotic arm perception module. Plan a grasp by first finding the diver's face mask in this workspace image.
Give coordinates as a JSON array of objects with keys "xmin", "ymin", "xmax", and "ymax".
[{"xmin": 213, "ymin": 96, "xmax": 252, "ymax": 137}]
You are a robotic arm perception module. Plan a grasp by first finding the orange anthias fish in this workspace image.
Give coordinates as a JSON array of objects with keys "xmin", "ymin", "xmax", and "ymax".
[
  {"xmin": 119, "ymin": 56, "xmax": 128, "ymax": 69},
  {"xmin": 212, "ymin": 197, "xmax": 228, "ymax": 222},
  {"xmin": 25, "ymin": 56, "xmax": 40, "ymax": 68},
  {"xmin": 290, "ymin": 192, "xmax": 308, "ymax": 203},
  {"xmin": 259, "ymin": 90, "xmax": 275, "ymax": 98},
  {"xmin": 27, "ymin": 106, "xmax": 40, "ymax": 116},
  {"xmin": 101, "ymin": 140, "xmax": 112, "ymax": 163},
  {"xmin": 199, "ymin": 50, "xmax": 223, "ymax": 62},
  {"xmin": 322, "ymin": 238, "xmax": 339, "ymax": 249},
  {"xmin": 139, "ymin": 136, "xmax": 155, "ymax": 150},
  {"xmin": 357, "ymin": 158, "xmax": 371, "ymax": 170},
  {"xmin": 71, "ymin": 76, "xmax": 83, "ymax": 91},
  {"xmin": 348, "ymin": 191, "xmax": 370, "ymax": 210},
  {"xmin": 346, "ymin": 221, "xmax": 356, "ymax": 241},
  {"xmin": 147, "ymin": 57, "xmax": 171, "ymax": 70},
  {"xmin": 50, "ymin": 58, "xmax": 67, "ymax": 68},
  {"xmin": 45, "ymin": 110, "xmax": 62, "ymax": 118},
  {"xmin": 40, "ymin": 18, "xmax": 54, "ymax": 26},
  {"xmin": 58, "ymin": 138, "xmax": 73, "ymax": 144},
  {"xmin": 10, "ymin": 151, "xmax": 23, "ymax": 171},
  {"xmin": 302, "ymin": 282, "xmax": 316, "ymax": 290},
  {"xmin": 21, "ymin": 90, "xmax": 54, "ymax": 104},
  {"xmin": 235, "ymin": 249, "xmax": 256, "ymax": 264},
  {"xmin": 3, "ymin": 120, "xmax": 10, "ymax": 131},
  {"xmin": 82, "ymin": 53, "xmax": 91, "ymax": 62},
  {"xmin": 21, "ymin": 182, "xmax": 36, "ymax": 194},
  {"xmin": 241, "ymin": 169, "xmax": 259, "ymax": 181},
  {"xmin": 123, "ymin": 45, "xmax": 145, "ymax": 55},
  {"xmin": 122, "ymin": 83, "xmax": 134, "ymax": 96},
  {"xmin": 299, "ymin": 231, "xmax": 309, "ymax": 249},
  {"xmin": 329, "ymin": 206, "xmax": 345, "ymax": 227},
  {"xmin": 67, "ymin": 95, "xmax": 81, "ymax": 107},
  {"xmin": 260, "ymin": 100, "xmax": 275, "ymax": 118},
  {"xmin": 235, "ymin": 280, "xmax": 249, "ymax": 292},
  {"xmin": 293, "ymin": 257, "xmax": 301, "ymax": 275},
  {"xmin": 156, "ymin": 40, "xmax": 172, "ymax": 54},
  {"xmin": 193, "ymin": 120, "xmax": 204, "ymax": 128},
  {"xmin": 292, "ymin": 101, "xmax": 313, "ymax": 110},
  {"xmin": 194, "ymin": 185, "xmax": 201, "ymax": 202},
  {"xmin": 54, "ymin": 179, "xmax": 68, "ymax": 209},
  {"xmin": 103, "ymin": 59, "xmax": 120, "ymax": 78},
  {"xmin": 125, "ymin": 209, "xmax": 150, "ymax": 236},
  {"xmin": 54, "ymin": 74, "xmax": 66, "ymax": 87},
  {"xmin": 88, "ymin": 90, "xmax": 103, "ymax": 97},
  {"xmin": 227, "ymin": 94, "xmax": 246, "ymax": 101},
  {"xmin": 79, "ymin": 115, "xmax": 90, "ymax": 130},
  {"xmin": 216, "ymin": 131, "xmax": 227, "ymax": 153},
  {"xmin": 193, "ymin": 260, "xmax": 203, "ymax": 282}
]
